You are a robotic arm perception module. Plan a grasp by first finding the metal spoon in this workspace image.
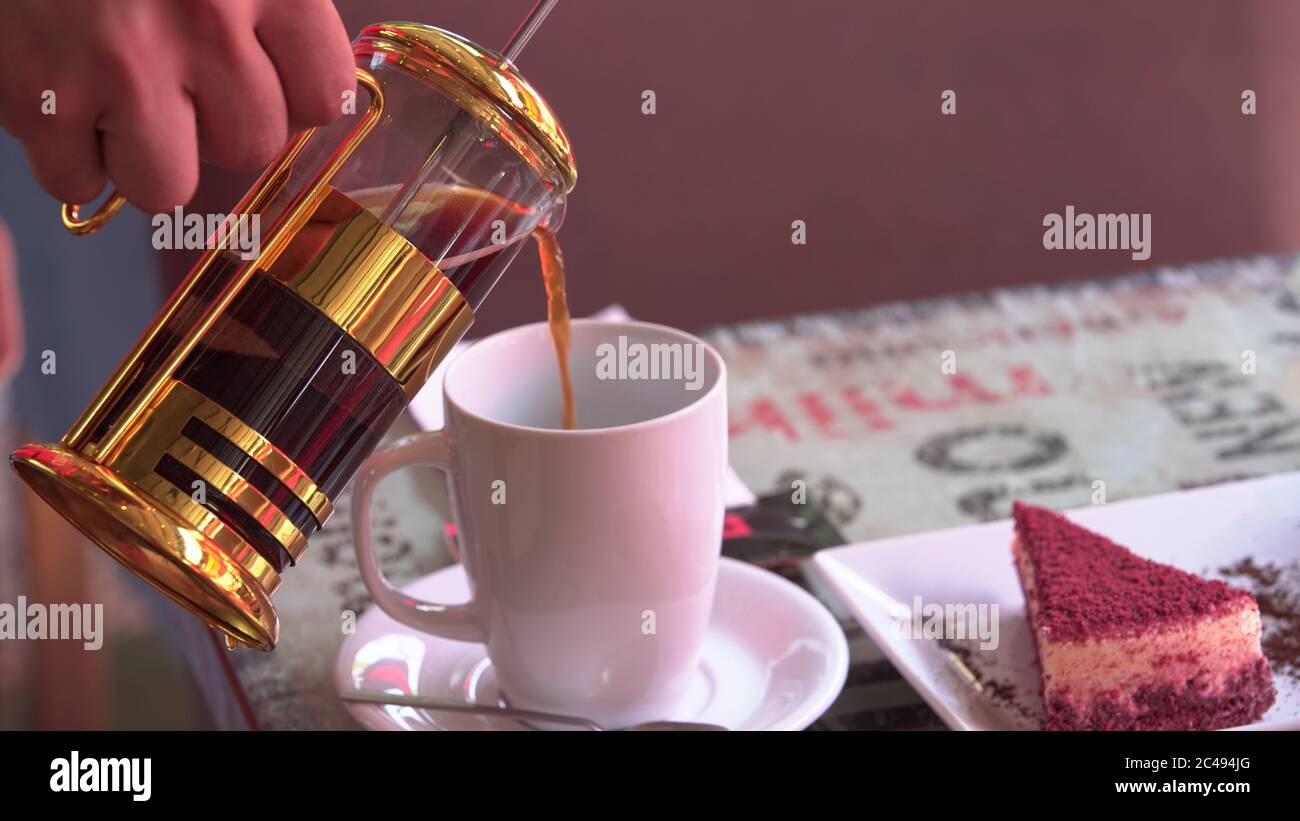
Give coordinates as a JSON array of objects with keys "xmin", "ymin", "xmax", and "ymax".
[{"xmin": 339, "ymin": 688, "xmax": 727, "ymax": 731}]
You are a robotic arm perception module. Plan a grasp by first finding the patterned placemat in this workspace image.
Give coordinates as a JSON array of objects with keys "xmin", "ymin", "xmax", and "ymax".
[{"xmin": 227, "ymin": 254, "xmax": 1300, "ymax": 730}]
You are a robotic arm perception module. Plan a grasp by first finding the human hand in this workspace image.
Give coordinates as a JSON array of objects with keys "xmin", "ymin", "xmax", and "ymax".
[{"xmin": 0, "ymin": 0, "xmax": 355, "ymax": 212}]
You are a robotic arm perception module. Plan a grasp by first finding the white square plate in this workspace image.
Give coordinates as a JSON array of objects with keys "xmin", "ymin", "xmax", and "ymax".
[{"xmin": 812, "ymin": 472, "xmax": 1300, "ymax": 730}]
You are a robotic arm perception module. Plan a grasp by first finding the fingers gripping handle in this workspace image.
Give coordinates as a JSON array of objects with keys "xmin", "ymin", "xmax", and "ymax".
[
  {"xmin": 351, "ymin": 433, "xmax": 486, "ymax": 643},
  {"xmin": 60, "ymin": 68, "xmax": 383, "ymax": 236}
]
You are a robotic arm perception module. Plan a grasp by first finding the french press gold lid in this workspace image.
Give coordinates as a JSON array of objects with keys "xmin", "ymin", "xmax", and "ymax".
[{"xmin": 358, "ymin": 23, "xmax": 577, "ymax": 191}]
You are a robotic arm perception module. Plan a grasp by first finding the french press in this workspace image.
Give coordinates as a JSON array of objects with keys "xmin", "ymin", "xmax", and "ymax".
[{"xmin": 9, "ymin": 22, "xmax": 576, "ymax": 650}]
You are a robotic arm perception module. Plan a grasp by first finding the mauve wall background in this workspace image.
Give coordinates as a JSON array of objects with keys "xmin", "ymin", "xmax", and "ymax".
[{"xmin": 172, "ymin": 0, "xmax": 1300, "ymax": 335}]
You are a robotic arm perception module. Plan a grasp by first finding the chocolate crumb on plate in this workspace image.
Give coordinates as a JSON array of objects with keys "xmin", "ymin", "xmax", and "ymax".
[{"xmin": 1219, "ymin": 557, "xmax": 1300, "ymax": 681}]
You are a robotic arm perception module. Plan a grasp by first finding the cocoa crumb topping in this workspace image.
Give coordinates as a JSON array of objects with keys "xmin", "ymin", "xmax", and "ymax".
[{"xmin": 1012, "ymin": 502, "xmax": 1253, "ymax": 642}]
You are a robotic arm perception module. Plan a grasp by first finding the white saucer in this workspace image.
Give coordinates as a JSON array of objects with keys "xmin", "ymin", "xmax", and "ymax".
[{"xmin": 335, "ymin": 556, "xmax": 848, "ymax": 730}]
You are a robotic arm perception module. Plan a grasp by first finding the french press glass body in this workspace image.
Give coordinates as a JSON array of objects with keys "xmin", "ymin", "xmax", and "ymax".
[{"xmin": 10, "ymin": 23, "xmax": 576, "ymax": 650}]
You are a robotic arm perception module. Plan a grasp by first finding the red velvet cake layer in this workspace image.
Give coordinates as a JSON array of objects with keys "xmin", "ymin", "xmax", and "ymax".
[
  {"xmin": 1012, "ymin": 502, "xmax": 1252, "ymax": 642},
  {"xmin": 1044, "ymin": 657, "xmax": 1275, "ymax": 731},
  {"xmin": 1012, "ymin": 502, "xmax": 1276, "ymax": 731}
]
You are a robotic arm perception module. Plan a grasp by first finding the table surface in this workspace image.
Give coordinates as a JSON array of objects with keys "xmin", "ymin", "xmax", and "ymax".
[{"xmin": 224, "ymin": 253, "xmax": 1300, "ymax": 730}]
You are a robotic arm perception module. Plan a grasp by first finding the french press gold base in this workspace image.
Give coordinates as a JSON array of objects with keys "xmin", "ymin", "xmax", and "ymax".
[{"xmin": 12, "ymin": 443, "xmax": 281, "ymax": 650}]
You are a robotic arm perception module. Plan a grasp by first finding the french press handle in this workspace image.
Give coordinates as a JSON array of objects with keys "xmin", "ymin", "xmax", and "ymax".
[{"xmin": 60, "ymin": 67, "xmax": 384, "ymax": 237}]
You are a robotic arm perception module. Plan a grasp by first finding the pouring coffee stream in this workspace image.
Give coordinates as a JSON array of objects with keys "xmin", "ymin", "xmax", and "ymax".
[
  {"xmin": 535, "ymin": 224, "xmax": 577, "ymax": 430},
  {"xmin": 356, "ymin": 181, "xmax": 577, "ymax": 430},
  {"xmin": 382, "ymin": 0, "xmax": 576, "ymax": 429}
]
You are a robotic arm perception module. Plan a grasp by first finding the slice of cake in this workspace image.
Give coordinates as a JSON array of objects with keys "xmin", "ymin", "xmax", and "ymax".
[{"xmin": 1011, "ymin": 502, "xmax": 1275, "ymax": 731}]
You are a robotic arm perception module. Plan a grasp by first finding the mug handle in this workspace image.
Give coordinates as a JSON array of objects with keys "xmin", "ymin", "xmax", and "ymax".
[{"xmin": 352, "ymin": 432, "xmax": 486, "ymax": 643}]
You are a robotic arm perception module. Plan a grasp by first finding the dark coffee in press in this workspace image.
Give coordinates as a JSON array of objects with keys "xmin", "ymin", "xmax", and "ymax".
[{"xmin": 78, "ymin": 184, "xmax": 573, "ymax": 573}]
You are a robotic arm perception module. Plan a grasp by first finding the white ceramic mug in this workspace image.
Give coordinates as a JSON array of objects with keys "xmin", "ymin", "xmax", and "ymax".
[{"xmin": 352, "ymin": 319, "xmax": 728, "ymax": 728}]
